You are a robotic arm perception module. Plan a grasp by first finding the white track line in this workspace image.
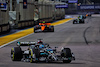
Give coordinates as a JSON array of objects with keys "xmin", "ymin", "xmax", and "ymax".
[{"xmin": 0, "ymin": 19, "xmax": 73, "ymax": 48}]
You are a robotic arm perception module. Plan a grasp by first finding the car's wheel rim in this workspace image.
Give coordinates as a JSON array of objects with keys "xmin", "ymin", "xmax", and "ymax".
[
  {"xmin": 75, "ymin": 22, "xmax": 77, "ymax": 23},
  {"xmin": 11, "ymin": 49, "xmax": 14, "ymax": 61}
]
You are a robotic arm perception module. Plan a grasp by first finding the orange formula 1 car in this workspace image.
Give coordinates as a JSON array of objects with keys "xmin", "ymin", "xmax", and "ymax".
[{"xmin": 34, "ymin": 23, "xmax": 54, "ymax": 33}]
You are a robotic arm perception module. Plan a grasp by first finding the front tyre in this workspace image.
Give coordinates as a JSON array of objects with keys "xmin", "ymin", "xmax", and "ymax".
[
  {"xmin": 11, "ymin": 47, "xmax": 22, "ymax": 61},
  {"xmin": 61, "ymin": 48, "xmax": 72, "ymax": 63}
]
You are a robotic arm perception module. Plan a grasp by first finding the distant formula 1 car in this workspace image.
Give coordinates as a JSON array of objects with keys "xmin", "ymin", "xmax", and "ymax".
[
  {"xmin": 34, "ymin": 23, "xmax": 54, "ymax": 33},
  {"xmin": 11, "ymin": 39, "xmax": 75, "ymax": 63},
  {"xmin": 73, "ymin": 15, "xmax": 85, "ymax": 24},
  {"xmin": 86, "ymin": 13, "xmax": 92, "ymax": 17}
]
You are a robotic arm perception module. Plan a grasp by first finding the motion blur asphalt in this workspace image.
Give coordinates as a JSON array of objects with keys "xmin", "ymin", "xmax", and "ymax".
[{"xmin": 0, "ymin": 14, "xmax": 100, "ymax": 67}]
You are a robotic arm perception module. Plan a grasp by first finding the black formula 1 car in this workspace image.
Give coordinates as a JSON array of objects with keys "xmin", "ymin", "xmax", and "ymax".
[
  {"xmin": 73, "ymin": 15, "xmax": 85, "ymax": 24},
  {"xmin": 86, "ymin": 13, "xmax": 92, "ymax": 17},
  {"xmin": 11, "ymin": 39, "xmax": 75, "ymax": 63},
  {"xmin": 34, "ymin": 23, "xmax": 54, "ymax": 33}
]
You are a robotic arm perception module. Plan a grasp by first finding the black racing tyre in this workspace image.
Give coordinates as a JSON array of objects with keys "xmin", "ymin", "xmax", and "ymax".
[
  {"xmin": 33, "ymin": 48, "xmax": 40, "ymax": 58},
  {"xmin": 61, "ymin": 48, "xmax": 72, "ymax": 63},
  {"xmin": 34, "ymin": 29, "xmax": 36, "ymax": 33},
  {"xmin": 61, "ymin": 48, "xmax": 72, "ymax": 58},
  {"xmin": 11, "ymin": 47, "xmax": 23, "ymax": 61},
  {"xmin": 34, "ymin": 28, "xmax": 36, "ymax": 33},
  {"xmin": 63, "ymin": 60, "xmax": 71, "ymax": 63},
  {"xmin": 83, "ymin": 16, "xmax": 86, "ymax": 19},
  {"xmin": 80, "ymin": 19, "xmax": 84, "ymax": 23},
  {"xmin": 73, "ymin": 20, "xmax": 77, "ymax": 24},
  {"xmin": 82, "ymin": 20, "xmax": 85, "ymax": 23},
  {"xmin": 29, "ymin": 49, "xmax": 38, "ymax": 63},
  {"xmin": 51, "ymin": 27, "xmax": 54, "ymax": 32}
]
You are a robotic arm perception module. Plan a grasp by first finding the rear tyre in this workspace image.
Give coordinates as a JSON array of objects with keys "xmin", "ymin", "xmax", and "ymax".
[
  {"xmin": 63, "ymin": 60, "xmax": 71, "ymax": 63},
  {"xmin": 83, "ymin": 20, "xmax": 85, "ymax": 23},
  {"xmin": 80, "ymin": 19, "xmax": 84, "ymax": 24},
  {"xmin": 34, "ymin": 28, "xmax": 37, "ymax": 33},
  {"xmin": 61, "ymin": 48, "xmax": 72, "ymax": 63},
  {"xmin": 51, "ymin": 28, "xmax": 54, "ymax": 32},
  {"xmin": 11, "ymin": 47, "xmax": 23, "ymax": 61},
  {"xmin": 50, "ymin": 26, "xmax": 54, "ymax": 32}
]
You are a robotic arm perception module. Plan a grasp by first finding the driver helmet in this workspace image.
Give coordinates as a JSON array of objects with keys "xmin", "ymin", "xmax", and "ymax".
[
  {"xmin": 39, "ymin": 45, "xmax": 44, "ymax": 48},
  {"xmin": 37, "ymin": 39, "xmax": 43, "ymax": 44}
]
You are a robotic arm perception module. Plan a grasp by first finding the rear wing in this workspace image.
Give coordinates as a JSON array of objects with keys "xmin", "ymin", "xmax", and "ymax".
[
  {"xmin": 17, "ymin": 42, "xmax": 36, "ymax": 46},
  {"xmin": 39, "ymin": 23, "xmax": 51, "ymax": 25}
]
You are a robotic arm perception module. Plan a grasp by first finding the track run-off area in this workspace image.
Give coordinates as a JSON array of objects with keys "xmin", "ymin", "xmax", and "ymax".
[{"xmin": 0, "ymin": 14, "xmax": 100, "ymax": 67}]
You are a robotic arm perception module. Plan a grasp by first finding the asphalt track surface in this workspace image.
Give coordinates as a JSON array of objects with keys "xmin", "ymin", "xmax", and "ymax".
[
  {"xmin": 0, "ymin": 14, "xmax": 100, "ymax": 67},
  {"xmin": 0, "ymin": 18, "xmax": 72, "ymax": 46}
]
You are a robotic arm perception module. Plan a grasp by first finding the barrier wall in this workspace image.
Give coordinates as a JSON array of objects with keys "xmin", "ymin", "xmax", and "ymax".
[
  {"xmin": 17, "ymin": 20, "xmax": 35, "ymax": 29},
  {"xmin": 0, "ymin": 0, "xmax": 10, "ymax": 34},
  {"xmin": 0, "ymin": 24, "xmax": 10, "ymax": 34}
]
